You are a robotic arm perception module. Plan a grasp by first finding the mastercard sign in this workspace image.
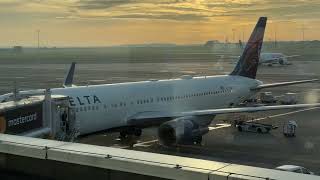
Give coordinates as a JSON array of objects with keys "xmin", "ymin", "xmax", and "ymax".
[{"xmin": 0, "ymin": 103, "xmax": 43, "ymax": 134}]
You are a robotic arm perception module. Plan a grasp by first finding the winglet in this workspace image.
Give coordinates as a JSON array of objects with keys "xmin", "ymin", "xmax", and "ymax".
[{"xmin": 63, "ymin": 62, "xmax": 76, "ymax": 87}]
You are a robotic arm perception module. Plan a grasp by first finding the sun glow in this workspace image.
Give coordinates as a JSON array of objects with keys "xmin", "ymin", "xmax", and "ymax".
[{"xmin": 0, "ymin": 0, "xmax": 319, "ymax": 46}]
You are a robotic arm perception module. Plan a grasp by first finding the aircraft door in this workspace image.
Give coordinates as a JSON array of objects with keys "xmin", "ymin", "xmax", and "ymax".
[
  {"xmin": 57, "ymin": 104, "xmax": 77, "ymax": 141},
  {"xmin": 59, "ymin": 107, "xmax": 69, "ymax": 134}
]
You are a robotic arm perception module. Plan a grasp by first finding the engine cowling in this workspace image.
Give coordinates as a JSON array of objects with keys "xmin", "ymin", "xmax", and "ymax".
[
  {"xmin": 279, "ymin": 58, "xmax": 284, "ymax": 65},
  {"xmin": 158, "ymin": 116, "xmax": 209, "ymax": 146}
]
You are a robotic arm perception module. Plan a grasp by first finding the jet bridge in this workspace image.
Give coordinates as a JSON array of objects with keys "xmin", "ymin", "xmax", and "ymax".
[{"xmin": 0, "ymin": 89, "xmax": 78, "ymax": 141}]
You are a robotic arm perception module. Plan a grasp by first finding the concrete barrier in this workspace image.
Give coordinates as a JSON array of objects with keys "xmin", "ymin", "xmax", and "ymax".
[{"xmin": 0, "ymin": 134, "xmax": 318, "ymax": 180}]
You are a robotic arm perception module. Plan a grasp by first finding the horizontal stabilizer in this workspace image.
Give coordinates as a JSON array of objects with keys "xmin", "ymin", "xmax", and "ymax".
[
  {"xmin": 251, "ymin": 79, "xmax": 318, "ymax": 90},
  {"xmin": 63, "ymin": 62, "xmax": 76, "ymax": 87}
]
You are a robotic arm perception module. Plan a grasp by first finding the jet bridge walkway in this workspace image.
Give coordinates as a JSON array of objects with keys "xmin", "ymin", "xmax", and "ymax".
[
  {"xmin": 0, "ymin": 134, "xmax": 318, "ymax": 180},
  {"xmin": 0, "ymin": 89, "xmax": 78, "ymax": 141}
]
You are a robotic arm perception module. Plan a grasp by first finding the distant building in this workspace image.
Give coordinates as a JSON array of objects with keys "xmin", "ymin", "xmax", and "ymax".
[
  {"xmin": 204, "ymin": 40, "xmax": 220, "ymax": 47},
  {"xmin": 13, "ymin": 46, "xmax": 23, "ymax": 53}
]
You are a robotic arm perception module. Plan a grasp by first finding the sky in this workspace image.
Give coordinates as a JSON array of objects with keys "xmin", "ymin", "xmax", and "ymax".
[{"xmin": 0, "ymin": 0, "xmax": 320, "ymax": 47}]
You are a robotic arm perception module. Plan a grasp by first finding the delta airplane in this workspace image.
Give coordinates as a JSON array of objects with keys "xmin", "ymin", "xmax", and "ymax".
[{"xmin": 1, "ymin": 17, "xmax": 319, "ymax": 146}]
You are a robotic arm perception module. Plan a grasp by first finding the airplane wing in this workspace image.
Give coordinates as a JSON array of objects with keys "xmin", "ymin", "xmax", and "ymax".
[
  {"xmin": 128, "ymin": 103, "xmax": 320, "ymax": 123},
  {"xmin": 251, "ymin": 79, "xmax": 318, "ymax": 90},
  {"xmin": 63, "ymin": 62, "xmax": 76, "ymax": 87},
  {"xmin": 180, "ymin": 103, "xmax": 320, "ymax": 117}
]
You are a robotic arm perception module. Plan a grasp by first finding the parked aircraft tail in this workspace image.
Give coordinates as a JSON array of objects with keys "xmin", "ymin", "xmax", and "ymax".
[
  {"xmin": 63, "ymin": 62, "xmax": 76, "ymax": 87},
  {"xmin": 230, "ymin": 17, "xmax": 267, "ymax": 79}
]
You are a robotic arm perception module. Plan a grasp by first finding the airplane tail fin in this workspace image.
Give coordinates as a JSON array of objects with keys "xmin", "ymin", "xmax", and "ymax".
[
  {"xmin": 230, "ymin": 17, "xmax": 267, "ymax": 79},
  {"xmin": 63, "ymin": 62, "xmax": 76, "ymax": 87}
]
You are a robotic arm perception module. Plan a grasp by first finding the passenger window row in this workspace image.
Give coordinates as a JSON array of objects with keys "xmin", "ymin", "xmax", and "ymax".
[
  {"xmin": 136, "ymin": 88, "xmax": 232, "ymax": 105},
  {"xmin": 76, "ymin": 105, "xmax": 100, "ymax": 112},
  {"xmin": 75, "ymin": 87, "xmax": 233, "ymax": 112},
  {"xmin": 75, "ymin": 101, "xmax": 127, "ymax": 112}
]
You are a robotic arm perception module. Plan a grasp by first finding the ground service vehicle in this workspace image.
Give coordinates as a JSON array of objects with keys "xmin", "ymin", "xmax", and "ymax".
[
  {"xmin": 235, "ymin": 120, "xmax": 277, "ymax": 133},
  {"xmin": 279, "ymin": 93, "xmax": 298, "ymax": 105},
  {"xmin": 283, "ymin": 120, "xmax": 298, "ymax": 137},
  {"xmin": 260, "ymin": 92, "xmax": 277, "ymax": 103}
]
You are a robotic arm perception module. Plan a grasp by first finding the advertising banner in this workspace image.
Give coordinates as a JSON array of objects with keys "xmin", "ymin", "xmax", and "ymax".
[{"xmin": 0, "ymin": 103, "xmax": 43, "ymax": 134}]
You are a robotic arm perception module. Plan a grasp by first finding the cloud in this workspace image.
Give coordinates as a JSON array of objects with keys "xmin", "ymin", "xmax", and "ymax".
[
  {"xmin": 1, "ymin": 0, "xmax": 320, "ymax": 46},
  {"xmin": 66, "ymin": 0, "xmax": 233, "ymax": 21},
  {"xmin": 2, "ymin": 0, "xmax": 320, "ymax": 22},
  {"xmin": 76, "ymin": 0, "xmax": 191, "ymax": 9},
  {"xmin": 77, "ymin": 0, "xmax": 134, "ymax": 9},
  {"xmin": 69, "ymin": 0, "xmax": 320, "ymax": 22},
  {"xmin": 112, "ymin": 13, "xmax": 208, "ymax": 21},
  {"xmin": 226, "ymin": 1, "xmax": 320, "ymax": 22}
]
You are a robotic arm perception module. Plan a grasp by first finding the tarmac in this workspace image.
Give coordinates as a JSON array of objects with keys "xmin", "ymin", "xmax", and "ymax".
[{"xmin": 0, "ymin": 45, "xmax": 320, "ymax": 174}]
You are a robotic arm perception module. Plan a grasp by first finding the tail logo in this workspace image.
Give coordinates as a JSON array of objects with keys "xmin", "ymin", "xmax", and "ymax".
[{"xmin": 230, "ymin": 17, "xmax": 267, "ymax": 79}]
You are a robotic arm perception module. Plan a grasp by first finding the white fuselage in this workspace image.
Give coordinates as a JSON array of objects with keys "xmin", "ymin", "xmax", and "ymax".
[
  {"xmin": 51, "ymin": 75, "xmax": 261, "ymax": 135},
  {"xmin": 260, "ymin": 53, "xmax": 288, "ymax": 64}
]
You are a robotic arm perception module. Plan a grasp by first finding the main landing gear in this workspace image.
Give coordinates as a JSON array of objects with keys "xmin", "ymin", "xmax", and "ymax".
[
  {"xmin": 193, "ymin": 136, "xmax": 203, "ymax": 145},
  {"xmin": 119, "ymin": 127, "xmax": 142, "ymax": 140},
  {"xmin": 118, "ymin": 127, "xmax": 142, "ymax": 148}
]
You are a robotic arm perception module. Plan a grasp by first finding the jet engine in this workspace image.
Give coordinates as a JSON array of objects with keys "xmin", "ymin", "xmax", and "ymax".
[
  {"xmin": 278, "ymin": 57, "xmax": 288, "ymax": 65},
  {"xmin": 279, "ymin": 58, "xmax": 285, "ymax": 65},
  {"xmin": 158, "ymin": 116, "xmax": 209, "ymax": 146}
]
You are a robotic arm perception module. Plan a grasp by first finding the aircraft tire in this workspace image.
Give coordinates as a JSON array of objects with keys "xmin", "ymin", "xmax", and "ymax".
[
  {"xmin": 194, "ymin": 136, "xmax": 203, "ymax": 145},
  {"xmin": 257, "ymin": 128, "xmax": 262, "ymax": 133},
  {"xmin": 120, "ymin": 131, "xmax": 128, "ymax": 139},
  {"xmin": 134, "ymin": 128, "xmax": 142, "ymax": 137}
]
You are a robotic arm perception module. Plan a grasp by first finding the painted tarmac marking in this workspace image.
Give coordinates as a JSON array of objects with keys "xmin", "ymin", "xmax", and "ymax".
[
  {"xmin": 133, "ymin": 139, "xmax": 158, "ymax": 147},
  {"xmin": 111, "ymin": 144, "xmax": 131, "ymax": 149},
  {"xmin": 209, "ymin": 123, "xmax": 232, "ymax": 130},
  {"xmin": 249, "ymin": 107, "xmax": 320, "ymax": 122}
]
